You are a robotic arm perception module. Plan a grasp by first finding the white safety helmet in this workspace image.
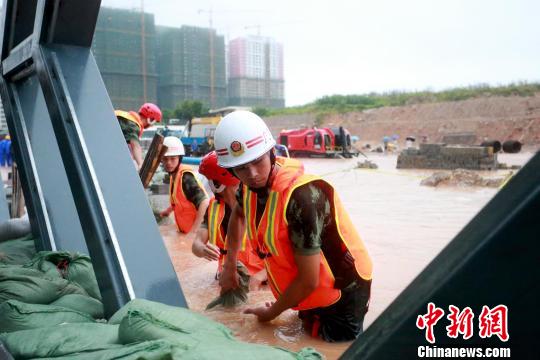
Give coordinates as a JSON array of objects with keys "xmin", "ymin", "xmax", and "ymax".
[
  {"xmin": 163, "ymin": 136, "xmax": 185, "ymax": 157},
  {"xmin": 214, "ymin": 111, "xmax": 276, "ymax": 168}
]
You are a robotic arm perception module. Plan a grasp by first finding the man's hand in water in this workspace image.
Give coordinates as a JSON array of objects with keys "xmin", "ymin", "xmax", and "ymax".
[
  {"xmin": 202, "ymin": 243, "xmax": 220, "ymax": 261},
  {"xmin": 244, "ymin": 302, "xmax": 277, "ymax": 322},
  {"xmin": 219, "ymin": 263, "xmax": 239, "ymax": 293}
]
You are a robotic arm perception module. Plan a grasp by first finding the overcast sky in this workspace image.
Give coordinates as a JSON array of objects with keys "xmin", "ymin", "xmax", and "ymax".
[{"xmin": 102, "ymin": 0, "xmax": 540, "ymax": 106}]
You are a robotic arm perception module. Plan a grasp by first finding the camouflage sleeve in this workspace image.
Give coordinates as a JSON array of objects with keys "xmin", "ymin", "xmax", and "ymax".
[
  {"xmin": 286, "ymin": 182, "xmax": 331, "ymax": 256},
  {"xmin": 182, "ymin": 173, "xmax": 207, "ymax": 209},
  {"xmin": 200, "ymin": 207, "xmax": 209, "ymax": 229},
  {"xmin": 118, "ymin": 118, "xmax": 140, "ymax": 143},
  {"xmin": 235, "ymin": 186, "xmax": 244, "ymax": 208}
]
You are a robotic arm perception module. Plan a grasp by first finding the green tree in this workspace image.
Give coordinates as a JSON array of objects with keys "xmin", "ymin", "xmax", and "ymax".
[
  {"xmin": 252, "ymin": 107, "xmax": 270, "ymax": 117},
  {"xmin": 161, "ymin": 108, "xmax": 174, "ymax": 124},
  {"xmin": 173, "ymin": 100, "xmax": 209, "ymax": 121}
]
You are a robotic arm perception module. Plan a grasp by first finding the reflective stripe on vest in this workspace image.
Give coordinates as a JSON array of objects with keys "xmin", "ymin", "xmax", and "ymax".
[
  {"xmin": 243, "ymin": 157, "xmax": 372, "ymax": 310},
  {"xmin": 116, "ymin": 110, "xmax": 144, "ymax": 138},
  {"xmin": 208, "ymin": 198, "xmax": 227, "ymax": 250},
  {"xmin": 208, "ymin": 197, "xmax": 263, "ymax": 275}
]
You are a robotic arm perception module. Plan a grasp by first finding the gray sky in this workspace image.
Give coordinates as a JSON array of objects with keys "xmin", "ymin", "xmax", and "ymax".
[{"xmin": 102, "ymin": 0, "xmax": 540, "ymax": 106}]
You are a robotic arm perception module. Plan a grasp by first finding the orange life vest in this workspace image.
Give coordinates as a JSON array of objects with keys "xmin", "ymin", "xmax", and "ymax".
[
  {"xmin": 207, "ymin": 198, "xmax": 264, "ymax": 275},
  {"xmin": 170, "ymin": 165, "xmax": 206, "ymax": 233},
  {"xmin": 115, "ymin": 110, "xmax": 144, "ymax": 138},
  {"xmin": 243, "ymin": 157, "xmax": 373, "ymax": 311}
]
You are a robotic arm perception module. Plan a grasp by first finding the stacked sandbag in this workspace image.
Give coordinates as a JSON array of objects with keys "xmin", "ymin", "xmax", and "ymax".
[
  {"xmin": 49, "ymin": 294, "xmax": 104, "ymax": 319},
  {"xmin": 0, "ymin": 299, "xmax": 95, "ymax": 332},
  {"xmin": 113, "ymin": 299, "xmax": 323, "ymax": 360},
  {"xmin": 0, "ymin": 323, "xmax": 119, "ymax": 359},
  {"xmin": 22, "ymin": 251, "xmax": 105, "ymax": 318},
  {"xmin": 179, "ymin": 337, "xmax": 324, "ymax": 360},
  {"xmin": 0, "ymin": 235, "xmax": 36, "ymax": 266},
  {"xmin": 24, "ymin": 251, "xmax": 101, "ymax": 300},
  {"xmin": 34, "ymin": 340, "xmax": 181, "ymax": 360},
  {"xmin": 109, "ymin": 298, "xmax": 234, "ymax": 339},
  {"xmin": 0, "ymin": 266, "xmax": 88, "ymax": 304},
  {"xmin": 119, "ymin": 311, "xmax": 322, "ymax": 360}
]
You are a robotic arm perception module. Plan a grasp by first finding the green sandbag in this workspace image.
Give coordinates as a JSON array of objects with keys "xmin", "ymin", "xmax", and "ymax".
[
  {"xmin": 24, "ymin": 251, "xmax": 101, "ymax": 300},
  {"xmin": 119, "ymin": 310, "xmax": 204, "ymax": 350},
  {"xmin": 0, "ymin": 323, "xmax": 119, "ymax": 359},
  {"xmin": 0, "ymin": 235, "xmax": 36, "ymax": 265},
  {"xmin": 117, "ymin": 308, "xmax": 323, "ymax": 360},
  {"xmin": 110, "ymin": 299, "xmax": 234, "ymax": 340},
  {"xmin": 23, "ymin": 255, "xmax": 60, "ymax": 278},
  {"xmin": 0, "ymin": 266, "xmax": 88, "ymax": 304},
  {"xmin": 206, "ymin": 261, "xmax": 250, "ymax": 310},
  {"xmin": 36, "ymin": 340, "xmax": 184, "ymax": 360},
  {"xmin": 0, "ymin": 299, "xmax": 95, "ymax": 332},
  {"xmin": 50, "ymin": 294, "xmax": 105, "ymax": 319},
  {"xmin": 179, "ymin": 337, "xmax": 324, "ymax": 360}
]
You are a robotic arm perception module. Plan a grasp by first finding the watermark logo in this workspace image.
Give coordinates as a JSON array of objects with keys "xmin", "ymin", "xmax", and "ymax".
[
  {"xmin": 416, "ymin": 302, "xmax": 445, "ymax": 344},
  {"xmin": 479, "ymin": 305, "xmax": 509, "ymax": 342},
  {"xmin": 446, "ymin": 305, "xmax": 474, "ymax": 340},
  {"xmin": 416, "ymin": 303, "xmax": 509, "ymax": 343}
]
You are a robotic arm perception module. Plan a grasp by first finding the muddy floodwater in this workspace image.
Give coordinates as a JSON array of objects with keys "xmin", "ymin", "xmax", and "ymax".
[{"xmin": 159, "ymin": 152, "xmax": 534, "ymax": 359}]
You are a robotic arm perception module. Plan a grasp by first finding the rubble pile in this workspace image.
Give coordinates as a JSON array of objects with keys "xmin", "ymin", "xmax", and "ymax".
[
  {"xmin": 421, "ymin": 169, "xmax": 508, "ymax": 188},
  {"xmin": 398, "ymin": 143, "xmax": 497, "ymax": 170}
]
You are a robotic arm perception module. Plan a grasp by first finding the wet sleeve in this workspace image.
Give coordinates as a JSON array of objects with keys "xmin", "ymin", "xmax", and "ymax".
[
  {"xmin": 286, "ymin": 182, "xmax": 331, "ymax": 256},
  {"xmin": 118, "ymin": 118, "xmax": 140, "ymax": 143},
  {"xmin": 182, "ymin": 173, "xmax": 207, "ymax": 209}
]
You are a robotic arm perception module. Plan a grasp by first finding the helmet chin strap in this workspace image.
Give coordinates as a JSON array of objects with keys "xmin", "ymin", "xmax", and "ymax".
[
  {"xmin": 264, "ymin": 149, "xmax": 277, "ymax": 189},
  {"xmin": 251, "ymin": 150, "xmax": 277, "ymax": 196},
  {"xmin": 228, "ymin": 150, "xmax": 277, "ymax": 195}
]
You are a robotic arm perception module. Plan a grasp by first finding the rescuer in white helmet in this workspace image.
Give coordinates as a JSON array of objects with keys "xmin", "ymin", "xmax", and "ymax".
[
  {"xmin": 159, "ymin": 136, "xmax": 209, "ymax": 239},
  {"xmin": 214, "ymin": 110, "xmax": 373, "ymax": 342}
]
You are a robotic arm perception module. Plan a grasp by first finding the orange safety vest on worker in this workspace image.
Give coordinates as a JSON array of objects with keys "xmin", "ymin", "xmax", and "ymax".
[
  {"xmin": 243, "ymin": 157, "xmax": 373, "ymax": 311},
  {"xmin": 207, "ymin": 198, "xmax": 264, "ymax": 275},
  {"xmin": 170, "ymin": 165, "xmax": 206, "ymax": 233},
  {"xmin": 115, "ymin": 110, "xmax": 144, "ymax": 138}
]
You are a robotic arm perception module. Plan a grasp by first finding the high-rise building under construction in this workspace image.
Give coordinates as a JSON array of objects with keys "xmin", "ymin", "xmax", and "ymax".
[
  {"xmin": 92, "ymin": 7, "xmax": 158, "ymax": 111},
  {"xmin": 228, "ymin": 36, "xmax": 285, "ymax": 108},
  {"xmin": 156, "ymin": 26, "xmax": 227, "ymax": 110}
]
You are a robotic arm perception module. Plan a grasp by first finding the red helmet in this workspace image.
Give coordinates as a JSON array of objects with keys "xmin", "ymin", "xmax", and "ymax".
[
  {"xmin": 139, "ymin": 103, "xmax": 162, "ymax": 122},
  {"xmin": 199, "ymin": 151, "xmax": 240, "ymax": 187}
]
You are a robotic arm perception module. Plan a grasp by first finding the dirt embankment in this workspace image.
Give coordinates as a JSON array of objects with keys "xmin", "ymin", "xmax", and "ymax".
[{"xmin": 265, "ymin": 94, "xmax": 540, "ymax": 146}]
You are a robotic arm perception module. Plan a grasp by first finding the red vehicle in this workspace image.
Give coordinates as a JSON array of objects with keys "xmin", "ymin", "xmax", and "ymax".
[
  {"xmin": 278, "ymin": 126, "xmax": 358, "ymax": 158},
  {"xmin": 278, "ymin": 127, "xmax": 335, "ymax": 157}
]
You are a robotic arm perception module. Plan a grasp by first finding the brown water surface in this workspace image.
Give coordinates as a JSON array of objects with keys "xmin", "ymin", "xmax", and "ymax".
[{"xmin": 159, "ymin": 152, "xmax": 533, "ymax": 359}]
